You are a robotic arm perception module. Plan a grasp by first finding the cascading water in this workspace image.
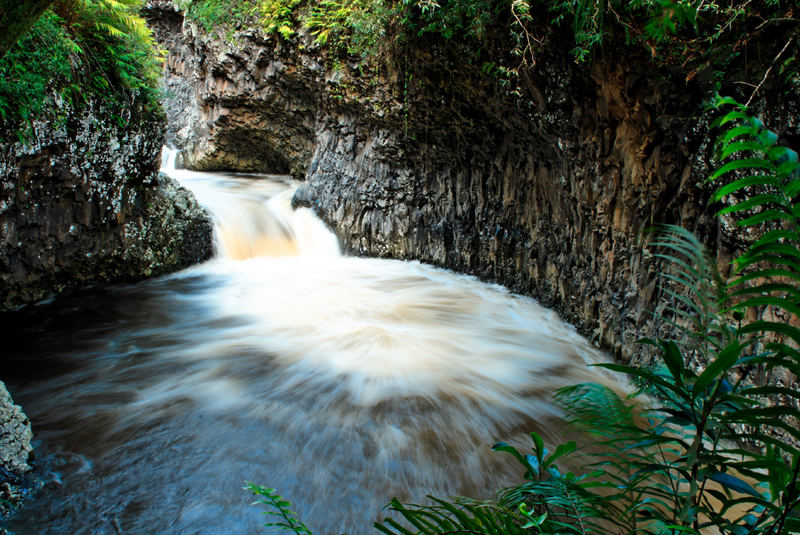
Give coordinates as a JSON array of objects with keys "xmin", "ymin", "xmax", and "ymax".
[{"xmin": 0, "ymin": 149, "xmax": 623, "ymax": 534}]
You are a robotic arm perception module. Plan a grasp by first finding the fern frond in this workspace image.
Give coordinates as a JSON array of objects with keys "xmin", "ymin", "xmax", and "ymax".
[
  {"xmin": 375, "ymin": 497, "xmax": 530, "ymax": 535},
  {"xmin": 245, "ymin": 483, "xmax": 313, "ymax": 534},
  {"xmin": 648, "ymin": 224, "xmax": 734, "ymax": 364}
]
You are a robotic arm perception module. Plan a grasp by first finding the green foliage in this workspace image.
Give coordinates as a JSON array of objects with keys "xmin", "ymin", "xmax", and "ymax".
[
  {"xmin": 305, "ymin": 0, "xmax": 391, "ymax": 56},
  {"xmin": 259, "ymin": 0, "xmax": 304, "ymax": 40},
  {"xmin": 179, "ymin": 0, "xmax": 391, "ymax": 57},
  {"xmin": 0, "ymin": 0, "xmax": 162, "ymax": 140},
  {"xmin": 179, "ymin": 0, "xmax": 797, "ymax": 103},
  {"xmin": 70, "ymin": 0, "xmax": 163, "ymax": 93},
  {"xmin": 246, "ymin": 483, "xmax": 313, "ymax": 534},
  {"xmin": 397, "ymin": 0, "xmax": 498, "ymax": 42},
  {"xmin": 492, "ymin": 430, "xmax": 612, "ymax": 534},
  {"xmin": 176, "ymin": 0, "xmax": 262, "ymax": 35},
  {"xmin": 710, "ymin": 97, "xmax": 800, "ymax": 313},
  {"xmin": 0, "ymin": 12, "xmax": 77, "ymax": 139},
  {"xmin": 544, "ymin": 0, "xmax": 793, "ymax": 66},
  {"xmin": 375, "ymin": 496, "xmax": 530, "ymax": 535}
]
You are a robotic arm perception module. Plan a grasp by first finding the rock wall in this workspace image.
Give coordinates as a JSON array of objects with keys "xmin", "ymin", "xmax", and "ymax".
[
  {"xmin": 0, "ymin": 383, "xmax": 32, "ymax": 514},
  {"xmin": 0, "ymin": 67, "xmax": 214, "ymax": 502},
  {"xmin": 147, "ymin": 4, "xmax": 799, "ymax": 366},
  {"xmin": 292, "ymin": 54, "xmax": 717, "ymax": 362},
  {"xmin": 146, "ymin": 1, "xmax": 319, "ymax": 178},
  {"xmin": 0, "ymin": 98, "xmax": 213, "ymax": 311}
]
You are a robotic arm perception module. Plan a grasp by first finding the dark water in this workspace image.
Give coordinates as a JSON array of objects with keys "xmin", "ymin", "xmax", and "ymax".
[{"xmin": 0, "ymin": 159, "xmax": 621, "ymax": 534}]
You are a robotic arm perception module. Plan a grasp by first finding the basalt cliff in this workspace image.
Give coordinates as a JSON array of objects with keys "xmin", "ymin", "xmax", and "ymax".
[
  {"xmin": 146, "ymin": 2, "xmax": 800, "ymax": 368},
  {"xmin": 0, "ymin": 98, "xmax": 213, "ymax": 311}
]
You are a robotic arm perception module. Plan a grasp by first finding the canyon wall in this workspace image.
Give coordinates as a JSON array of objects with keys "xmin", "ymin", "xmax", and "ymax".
[
  {"xmin": 0, "ymin": 98, "xmax": 213, "ymax": 312},
  {"xmin": 147, "ymin": 3, "xmax": 799, "ymax": 365},
  {"xmin": 0, "ymin": 61, "xmax": 214, "ymax": 498}
]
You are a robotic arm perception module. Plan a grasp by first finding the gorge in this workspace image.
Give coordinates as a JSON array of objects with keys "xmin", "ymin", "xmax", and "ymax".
[{"xmin": 1, "ymin": 0, "xmax": 799, "ymax": 533}]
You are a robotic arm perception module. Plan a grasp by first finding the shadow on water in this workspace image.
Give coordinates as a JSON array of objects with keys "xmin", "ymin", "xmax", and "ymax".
[{"xmin": 0, "ymin": 154, "xmax": 623, "ymax": 534}]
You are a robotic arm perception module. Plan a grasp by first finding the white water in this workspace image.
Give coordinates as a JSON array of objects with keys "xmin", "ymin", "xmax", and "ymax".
[
  {"xmin": 1, "ymin": 149, "xmax": 623, "ymax": 534},
  {"xmin": 162, "ymin": 147, "xmax": 616, "ymax": 410}
]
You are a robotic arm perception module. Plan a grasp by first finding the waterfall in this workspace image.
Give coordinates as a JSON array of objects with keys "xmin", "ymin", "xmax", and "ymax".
[{"xmin": 160, "ymin": 146, "xmax": 341, "ymax": 259}]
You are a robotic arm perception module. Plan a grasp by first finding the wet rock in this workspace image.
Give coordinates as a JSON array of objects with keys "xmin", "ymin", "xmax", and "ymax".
[
  {"xmin": 0, "ymin": 381, "xmax": 32, "ymax": 516},
  {"xmin": 0, "ymin": 97, "xmax": 213, "ymax": 312},
  {"xmin": 144, "ymin": 4, "xmax": 318, "ymax": 179},
  {"xmin": 0, "ymin": 382, "xmax": 31, "ymax": 476}
]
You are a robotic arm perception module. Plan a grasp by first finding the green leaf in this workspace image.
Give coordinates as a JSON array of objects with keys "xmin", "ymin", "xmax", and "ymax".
[
  {"xmin": 729, "ymin": 282, "xmax": 800, "ymax": 300},
  {"xmin": 543, "ymin": 441, "xmax": 577, "ymax": 470},
  {"xmin": 717, "ymin": 193, "xmax": 788, "ymax": 216},
  {"xmin": 710, "ymin": 158, "xmax": 773, "ymax": 181},
  {"xmin": 706, "ymin": 471, "xmax": 763, "ymax": 498},
  {"xmin": 693, "ymin": 341, "xmax": 740, "ymax": 398},
  {"xmin": 734, "ymin": 295, "xmax": 800, "ymax": 317},
  {"xmin": 531, "ymin": 431, "xmax": 545, "ymax": 466},
  {"xmin": 714, "ymin": 110, "xmax": 751, "ymax": 129},
  {"xmin": 743, "ymin": 385, "xmax": 800, "ymax": 401},
  {"xmin": 738, "ymin": 321, "xmax": 800, "ymax": 345},
  {"xmin": 737, "ymin": 208, "xmax": 793, "ymax": 227},
  {"xmin": 712, "ymin": 174, "xmax": 778, "ymax": 199},
  {"xmin": 491, "ymin": 442, "xmax": 526, "ymax": 466},
  {"xmin": 719, "ymin": 140, "xmax": 772, "ymax": 159},
  {"xmin": 729, "ymin": 268, "xmax": 800, "ymax": 286},
  {"xmin": 660, "ymin": 339, "xmax": 685, "ymax": 384}
]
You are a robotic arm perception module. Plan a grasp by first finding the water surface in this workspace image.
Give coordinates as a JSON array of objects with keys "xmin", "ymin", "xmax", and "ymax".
[{"xmin": 1, "ymin": 156, "xmax": 618, "ymax": 534}]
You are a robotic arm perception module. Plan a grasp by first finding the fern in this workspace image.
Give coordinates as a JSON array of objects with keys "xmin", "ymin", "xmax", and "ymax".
[
  {"xmin": 647, "ymin": 225, "xmax": 734, "ymax": 364},
  {"xmin": 246, "ymin": 483, "xmax": 313, "ymax": 535},
  {"xmin": 710, "ymin": 97, "xmax": 800, "ymax": 355},
  {"xmin": 0, "ymin": 0, "xmax": 162, "ymax": 140},
  {"xmin": 375, "ymin": 496, "xmax": 530, "ymax": 535}
]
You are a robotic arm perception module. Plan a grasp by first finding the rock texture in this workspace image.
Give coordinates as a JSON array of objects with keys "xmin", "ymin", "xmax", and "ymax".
[
  {"xmin": 146, "ymin": 1, "xmax": 318, "ymax": 178},
  {"xmin": 147, "ymin": 4, "xmax": 799, "ymax": 368},
  {"xmin": 0, "ymin": 98, "xmax": 213, "ymax": 311},
  {"xmin": 0, "ymin": 383, "xmax": 32, "ymax": 476},
  {"xmin": 0, "ymin": 382, "xmax": 32, "ymax": 516}
]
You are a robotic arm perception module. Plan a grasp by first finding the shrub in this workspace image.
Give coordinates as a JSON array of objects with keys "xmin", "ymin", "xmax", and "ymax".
[{"xmin": 0, "ymin": 0, "xmax": 162, "ymax": 141}]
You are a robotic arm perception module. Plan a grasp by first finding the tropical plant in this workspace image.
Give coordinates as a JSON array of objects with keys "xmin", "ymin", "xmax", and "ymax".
[
  {"xmin": 375, "ymin": 496, "xmax": 530, "ymax": 535},
  {"xmin": 0, "ymin": 0, "xmax": 162, "ymax": 140},
  {"xmin": 304, "ymin": 0, "xmax": 391, "ymax": 55},
  {"xmin": 246, "ymin": 483, "xmax": 314, "ymax": 534}
]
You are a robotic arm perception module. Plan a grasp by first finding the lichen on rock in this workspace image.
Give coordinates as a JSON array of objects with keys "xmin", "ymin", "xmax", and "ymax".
[
  {"xmin": 0, "ymin": 95, "xmax": 213, "ymax": 312},
  {"xmin": 0, "ymin": 382, "xmax": 32, "ymax": 476},
  {"xmin": 0, "ymin": 380, "xmax": 32, "ymax": 517}
]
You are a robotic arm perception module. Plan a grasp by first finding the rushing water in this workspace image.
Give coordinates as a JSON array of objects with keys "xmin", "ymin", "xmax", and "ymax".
[{"xmin": 1, "ymin": 150, "xmax": 621, "ymax": 534}]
